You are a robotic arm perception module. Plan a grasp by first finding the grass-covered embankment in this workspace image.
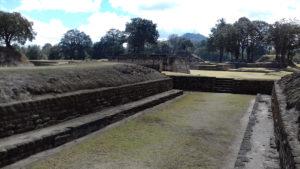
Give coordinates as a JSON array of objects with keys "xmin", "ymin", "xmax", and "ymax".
[{"xmin": 0, "ymin": 62, "xmax": 167, "ymax": 104}]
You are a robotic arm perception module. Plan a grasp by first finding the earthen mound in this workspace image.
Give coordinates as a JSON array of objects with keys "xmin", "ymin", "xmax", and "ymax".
[
  {"xmin": 0, "ymin": 62, "xmax": 168, "ymax": 104},
  {"xmin": 0, "ymin": 47, "xmax": 31, "ymax": 66}
]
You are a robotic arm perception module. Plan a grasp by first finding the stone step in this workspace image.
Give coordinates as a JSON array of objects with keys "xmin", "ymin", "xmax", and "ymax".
[
  {"xmin": 215, "ymin": 81, "xmax": 234, "ymax": 85},
  {"xmin": 0, "ymin": 89, "xmax": 183, "ymax": 168},
  {"xmin": 214, "ymin": 86, "xmax": 233, "ymax": 91},
  {"xmin": 215, "ymin": 84, "xmax": 234, "ymax": 87},
  {"xmin": 214, "ymin": 87, "xmax": 233, "ymax": 93}
]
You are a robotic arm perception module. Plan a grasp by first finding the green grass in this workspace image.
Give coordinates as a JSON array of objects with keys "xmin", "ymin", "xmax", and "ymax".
[
  {"xmin": 164, "ymin": 69, "xmax": 291, "ymax": 80},
  {"xmin": 27, "ymin": 92, "xmax": 254, "ymax": 169}
]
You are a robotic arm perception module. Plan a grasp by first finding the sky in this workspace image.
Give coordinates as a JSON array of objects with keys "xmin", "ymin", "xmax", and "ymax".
[{"xmin": 0, "ymin": 0, "xmax": 299, "ymax": 46}]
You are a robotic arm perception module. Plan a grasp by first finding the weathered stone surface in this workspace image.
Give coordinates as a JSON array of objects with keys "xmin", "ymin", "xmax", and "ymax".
[
  {"xmin": 272, "ymin": 83, "xmax": 300, "ymax": 169},
  {"xmin": 0, "ymin": 89, "xmax": 183, "ymax": 168},
  {"xmin": 0, "ymin": 79, "xmax": 173, "ymax": 138},
  {"xmin": 169, "ymin": 75, "xmax": 274, "ymax": 95}
]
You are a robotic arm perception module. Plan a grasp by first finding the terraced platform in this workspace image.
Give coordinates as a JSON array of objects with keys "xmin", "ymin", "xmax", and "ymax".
[
  {"xmin": 8, "ymin": 92, "xmax": 254, "ymax": 169},
  {"xmin": 0, "ymin": 90, "xmax": 182, "ymax": 168}
]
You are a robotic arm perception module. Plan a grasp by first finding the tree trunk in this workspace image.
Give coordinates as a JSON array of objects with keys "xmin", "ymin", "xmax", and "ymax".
[
  {"xmin": 241, "ymin": 47, "xmax": 244, "ymax": 61},
  {"xmin": 246, "ymin": 47, "xmax": 251, "ymax": 62},
  {"xmin": 5, "ymin": 39, "xmax": 12, "ymax": 48},
  {"xmin": 219, "ymin": 48, "xmax": 224, "ymax": 63}
]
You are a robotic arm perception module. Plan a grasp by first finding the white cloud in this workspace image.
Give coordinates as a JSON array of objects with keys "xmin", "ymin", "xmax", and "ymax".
[
  {"xmin": 28, "ymin": 19, "xmax": 69, "ymax": 46},
  {"xmin": 79, "ymin": 12, "xmax": 129, "ymax": 42},
  {"xmin": 16, "ymin": 0, "xmax": 102, "ymax": 13},
  {"xmin": 109, "ymin": 0, "xmax": 300, "ymax": 36}
]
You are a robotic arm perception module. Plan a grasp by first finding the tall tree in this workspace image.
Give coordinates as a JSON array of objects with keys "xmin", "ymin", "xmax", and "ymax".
[
  {"xmin": 246, "ymin": 20, "xmax": 269, "ymax": 62},
  {"xmin": 48, "ymin": 45, "xmax": 63, "ymax": 60},
  {"xmin": 168, "ymin": 34, "xmax": 194, "ymax": 56},
  {"xmin": 26, "ymin": 45, "xmax": 43, "ymax": 60},
  {"xmin": 224, "ymin": 24, "xmax": 240, "ymax": 61},
  {"xmin": 234, "ymin": 17, "xmax": 252, "ymax": 61},
  {"xmin": 59, "ymin": 29, "xmax": 92, "ymax": 60},
  {"xmin": 208, "ymin": 18, "xmax": 228, "ymax": 62},
  {"xmin": 0, "ymin": 11, "xmax": 35, "ymax": 48},
  {"xmin": 268, "ymin": 19, "xmax": 300, "ymax": 66},
  {"xmin": 93, "ymin": 29, "xmax": 126, "ymax": 58},
  {"xmin": 125, "ymin": 18, "xmax": 159, "ymax": 55},
  {"xmin": 41, "ymin": 43, "xmax": 52, "ymax": 59}
]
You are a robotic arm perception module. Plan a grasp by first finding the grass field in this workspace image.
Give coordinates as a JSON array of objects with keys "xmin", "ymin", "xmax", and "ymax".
[
  {"xmin": 164, "ymin": 69, "xmax": 291, "ymax": 80},
  {"xmin": 25, "ymin": 92, "xmax": 254, "ymax": 169}
]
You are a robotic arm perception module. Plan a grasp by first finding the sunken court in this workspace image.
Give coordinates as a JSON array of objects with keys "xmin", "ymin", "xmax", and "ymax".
[{"xmin": 0, "ymin": 3, "xmax": 300, "ymax": 169}]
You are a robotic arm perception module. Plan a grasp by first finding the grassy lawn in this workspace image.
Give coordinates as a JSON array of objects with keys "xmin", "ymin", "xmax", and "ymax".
[
  {"xmin": 26, "ymin": 92, "xmax": 253, "ymax": 169},
  {"xmin": 164, "ymin": 69, "xmax": 291, "ymax": 80}
]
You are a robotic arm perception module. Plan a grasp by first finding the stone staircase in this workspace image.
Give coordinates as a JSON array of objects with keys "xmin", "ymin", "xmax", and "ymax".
[
  {"xmin": 0, "ymin": 89, "xmax": 183, "ymax": 168},
  {"xmin": 214, "ymin": 78, "xmax": 235, "ymax": 93}
]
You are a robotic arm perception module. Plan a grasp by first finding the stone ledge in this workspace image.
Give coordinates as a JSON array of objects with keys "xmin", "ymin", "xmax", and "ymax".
[
  {"xmin": 0, "ymin": 78, "xmax": 173, "ymax": 138},
  {"xmin": 0, "ymin": 89, "xmax": 183, "ymax": 168},
  {"xmin": 272, "ymin": 83, "xmax": 300, "ymax": 169},
  {"xmin": 169, "ymin": 75, "xmax": 274, "ymax": 95},
  {"xmin": 234, "ymin": 94, "xmax": 261, "ymax": 168}
]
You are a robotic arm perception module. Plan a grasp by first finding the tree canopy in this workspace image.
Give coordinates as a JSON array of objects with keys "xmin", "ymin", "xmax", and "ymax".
[
  {"xmin": 26, "ymin": 45, "xmax": 44, "ymax": 60},
  {"xmin": 93, "ymin": 29, "xmax": 126, "ymax": 59},
  {"xmin": 268, "ymin": 19, "xmax": 300, "ymax": 66},
  {"xmin": 207, "ymin": 17, "xmax": 272, "ymax": 63},
  {"xmin": 168, "ymin": 34, "xmax": 194, "ymax": 56},
  {"xmin": 59, "ymin": 29, "xmax": 92, "ymax": 60},
  {"xmin": 0, "ymin": 11, "xmax": 35, "ymax": 47},
  {"xmin": 125, "ymin": 18, "xmax": 159, "ymax": 54}
]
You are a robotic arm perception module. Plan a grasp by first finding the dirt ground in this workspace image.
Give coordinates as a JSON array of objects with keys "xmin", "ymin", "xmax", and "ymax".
[{"xmin": 22, "ymin": 92, "xmax": 254, "ymax": 169}]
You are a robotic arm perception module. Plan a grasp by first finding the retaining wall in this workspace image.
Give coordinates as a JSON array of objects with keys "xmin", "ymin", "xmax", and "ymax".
[
  {"xmin": 169, "ymin": 75, "xmax": 274, "ymax": 95},
  {"xmin": 110, "ymin": 56, "xmax": 190, "ymax": 74},
  {"xmin": 271, "ymin": 83, "xmax": 300, "ymax": 169},
  {"xmin": 0, "ymin": 78, "xmax": 173, "ymax": 138}
]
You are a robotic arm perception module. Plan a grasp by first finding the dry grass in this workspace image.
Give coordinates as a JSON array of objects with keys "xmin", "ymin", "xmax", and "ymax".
[
  {"xmin": 164, "ymin": 69, "xmax": 291, "ymax": 80},
  {"xmin": 26, "ymin": 92, "xmax": 254, "ymax": 169},
  {"xmin": 0, "ymin": 62, "xmax": 166, "ymax": 104}
]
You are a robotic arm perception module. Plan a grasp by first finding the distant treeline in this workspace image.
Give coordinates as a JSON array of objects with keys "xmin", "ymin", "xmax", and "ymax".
[{"xmin": 0, "ymin": 10, "xmax": 299, "ymax": 66}]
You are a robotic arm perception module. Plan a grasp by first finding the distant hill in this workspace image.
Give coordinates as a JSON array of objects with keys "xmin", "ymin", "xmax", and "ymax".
[{"xmin": 181, "ymin": 33, "xmax": 207, "ymax": 43}]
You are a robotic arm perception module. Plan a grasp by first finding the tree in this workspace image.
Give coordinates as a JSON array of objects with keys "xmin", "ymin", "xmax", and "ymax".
[
  {"xmin": 234, "ymin": 17, "xmax": 252, "ymax": 61},
  {"xmin": 125, "ymin": 18, "xmax": 159, "ymax": 54},
  {"xmin": 26, "ymin": 45, "xmax": 43, "ymax": 60},
  {"xmin": 224, "ymin": 24, "xmax": 240, "ymax": 61},
  {"xmin": 208, "ymin": 18, "xmax": 228, "ymax": 62},
  {"xmin": 246, "ymin": 20, "xmax": 269, "ymax": 62},
  {"xmin": 48, "ymin": 45, "xmax": 63, "ymax": 60},
  {"xmin": 93, "ymin": 29, "xmax": 126, "ymax": 58},
  {"xmin": 59, "ymin": 29, "xmax": 92, "ymax": 60},
  {"xmin": 268, "ymin": 19, "xmax": 300, "ymax": 66},
  {"xmin": 0, "ymin": 11, "xmax": 35, "ymax": 48},
  {"xmin": 157, "ymin": 41, "xmax": 172, "ymax": 55},
  {"xmin": 41, "ymin": 43, "xmax": 52, "ymax": 59},
  {"xmin": 168, "ymin": 34, "xmax": 194, "ymax": 56}
]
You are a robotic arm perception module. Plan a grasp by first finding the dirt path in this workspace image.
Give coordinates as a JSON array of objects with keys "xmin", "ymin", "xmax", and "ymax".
[{"xmin": 16, "ymin": 92, "xmax": 253, "ymax": 169}]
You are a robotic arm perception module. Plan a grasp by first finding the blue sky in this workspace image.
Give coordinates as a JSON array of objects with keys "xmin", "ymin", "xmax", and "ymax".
[{"xmin": 0, "ymin": 0, "xmax": 299, "ymax": 45}]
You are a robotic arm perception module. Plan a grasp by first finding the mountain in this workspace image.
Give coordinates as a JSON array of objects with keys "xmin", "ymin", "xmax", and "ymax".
[{"xmin": 181, "ymin": 33, "xmax": 207, "ymax": 43}]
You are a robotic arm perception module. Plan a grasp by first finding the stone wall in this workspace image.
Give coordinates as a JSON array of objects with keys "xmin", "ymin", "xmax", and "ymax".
[
  {"xmin": 234, "ymin": 79, "xmax": 274, "ymax": 94},
  {"xmin": 169, "ymin": 75, "xmax": 274, "ymax": 95},
  {"xmin": 0, "ymin": 79, "xmax": 173, "ymax": 138},
  {"xmin": 110, "ymin": 56, "xmax": 190, "ymax": 74},
  {"xmin": 271, "ymin": 83, "xmax": 300, "ymax": 169}
]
